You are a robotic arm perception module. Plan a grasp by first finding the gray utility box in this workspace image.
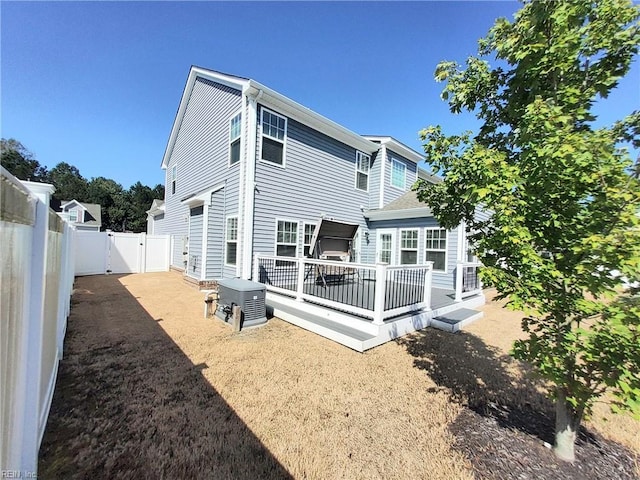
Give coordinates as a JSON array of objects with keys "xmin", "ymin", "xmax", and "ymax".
[{"xmin": 215, "ymin": 278, "xmax": 267, "ymax": 328}]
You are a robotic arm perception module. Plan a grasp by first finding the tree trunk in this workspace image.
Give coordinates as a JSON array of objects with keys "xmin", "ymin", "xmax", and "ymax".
[{"xmin": 554, "ymin": 388, "xmax": 582, "ymax": 462}]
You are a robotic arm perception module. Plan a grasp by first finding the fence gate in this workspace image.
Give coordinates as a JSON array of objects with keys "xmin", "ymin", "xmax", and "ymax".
[{"xmin": 74, "ymin": 231, "xmax": 170, "ymax": 275}]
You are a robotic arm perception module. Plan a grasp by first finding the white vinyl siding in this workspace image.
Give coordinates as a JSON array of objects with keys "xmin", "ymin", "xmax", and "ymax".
[
  {"xmin": 225, "ymin": 216, "xmax": 238, "ymax": 265},
  {"xmin": 229, "ymin": 112, "xmax": 242, "ymax": 166},
  {"xmin": 355, "ymin": 151, "xmax": 370, "ymax": 191},
  {"xmin": 391, "ymin": 159, "xmax": 406, "ymax": 189},
  {"xmin": 400, "ymin": 229, "xmax": 418, "ymax": 265},
  {"xmin": 261, "ymin": 108, "xmax": 287, "ymax": 166},
  {"xmin": 425, "ymin": 228, "xmax": 447, "ymax": 272}
]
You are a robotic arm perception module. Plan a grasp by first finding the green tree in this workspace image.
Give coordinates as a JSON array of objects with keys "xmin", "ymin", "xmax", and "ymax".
[
  {"xmin": 414, "ymin": 0, "xmax": 640, "ymax": 462},
  {"xmin": 48, "ymin": 162, "xmax": 89, "ymax": 202},
  {"xmin": 86, "ymin": 177, "xmax": 125, "ymax": 231},
  {"xmin": 0, "ymin": 138, "xmax": 48, "ymax": 181}
]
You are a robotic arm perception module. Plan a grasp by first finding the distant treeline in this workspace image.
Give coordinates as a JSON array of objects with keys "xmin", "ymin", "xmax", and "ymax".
[{"xmin": 1, "ymin": 138, "xmax": 164, "ymax": 232}]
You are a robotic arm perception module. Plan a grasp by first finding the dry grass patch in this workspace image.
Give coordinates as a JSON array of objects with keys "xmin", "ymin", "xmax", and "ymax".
[{"xmin": 39, "ymin": 274, "xmax": 639, "ymax": 479}]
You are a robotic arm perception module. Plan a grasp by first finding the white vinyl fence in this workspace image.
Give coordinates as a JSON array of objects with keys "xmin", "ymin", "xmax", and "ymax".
[
  {"xmin": 0, "ymin": 169, "xmax": 75, "ymax": 476},
  {"xmin": 74, "ymin": 231, "xmax": 170, "ymax": 276}
]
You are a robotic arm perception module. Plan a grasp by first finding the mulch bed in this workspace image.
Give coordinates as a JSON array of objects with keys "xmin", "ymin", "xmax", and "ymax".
[{"xmin": 450, "ymin": 403, "xmax": 639, "ymax": 480}]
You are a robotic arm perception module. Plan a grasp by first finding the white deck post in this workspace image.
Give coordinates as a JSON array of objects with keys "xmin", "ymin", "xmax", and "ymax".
[
  {"xmin": 423, "ymin": 263, "xmax": 433, "ymax": 310},
  {"xmin": 296, "ymin": 258, "xmax": 305, "ymax": 302},
  {"xmin": 455, "ymin": 261, "xmax": 463, "ymax": 302},
  {"xmin": 373, "ymin": 263, "xmax": 387, "ymax": 325}
]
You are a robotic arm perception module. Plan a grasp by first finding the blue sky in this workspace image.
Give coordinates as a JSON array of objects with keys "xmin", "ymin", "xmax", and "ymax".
[{"xmin": 2, "ymin": 1, "xmax": 638, "ymax": 189}]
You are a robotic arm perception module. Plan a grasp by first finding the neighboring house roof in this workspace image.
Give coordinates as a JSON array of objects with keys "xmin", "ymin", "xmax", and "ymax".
[
  {"xmin": 60, "ymin": 200, "xmax": 102, "ymax": 227},
  {"xmin": 161, "ymin": 66, "xmax": 424, "ymax": 169},
  {"xmin": 364, "ymin": 189, "xmax": 434, "ymax": 222},
  {"xmin": 146, "ymin": 199, "xmax": 165, "ymax": 216}
]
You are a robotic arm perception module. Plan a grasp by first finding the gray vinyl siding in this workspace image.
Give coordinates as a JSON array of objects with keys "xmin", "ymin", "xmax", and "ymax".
[
  {"xmin": 206, "ymin": 189, "xmax": 225, "ymax": 279},
  {"xmin": 252, "ymin": 107, "xmax": 372, "ymax": 258},
  {"xmin": 382, "ymin": 150, "xmax": 418, "ymax": 206},
  {"xmin": 161, "ymin": 77, "xmax": 242, "ymax": 277},
  {"xmin": 365, "ymin": 217, "xmax": 459, "ymax": 290},
  {"xmin": 188, "ymin": 206, "xmax": 204, "ymax": 279},
  {"xmin": 367, "ymin": 150, "xmax": 382, "ymax": 209}
]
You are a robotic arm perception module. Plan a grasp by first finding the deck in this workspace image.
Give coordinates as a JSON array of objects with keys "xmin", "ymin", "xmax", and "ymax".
[
  {"xmin": 254, "ymin": 254, "xmax": 485, "ymax": 351},
  {"xmin": 266, "ymin": 286, "xmax": 485, "ymax": 352}
]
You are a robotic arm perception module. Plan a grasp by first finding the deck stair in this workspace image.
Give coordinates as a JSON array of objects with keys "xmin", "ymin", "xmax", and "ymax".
[
  {"xmin": 430, "ymin": 308, "xmax": 483, "ymax": 333},
  {"xmin": 266, "ymin": 291, "xmax": 485, "ymax": 352}
]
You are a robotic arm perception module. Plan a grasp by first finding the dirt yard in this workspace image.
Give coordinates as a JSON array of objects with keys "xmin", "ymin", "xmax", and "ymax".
[{"xmin": 39, "ymin": 272, "xmax": 639, "ymax": 479}]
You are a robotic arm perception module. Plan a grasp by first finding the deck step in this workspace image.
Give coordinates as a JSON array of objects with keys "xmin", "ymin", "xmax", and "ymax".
[
  {"xmin": 267, "ymin": 295, "xmax": 376, "ymax": 352},
  {"xmin": 431, "ymin": 308, "xmax": 483, "ymax": 333}
]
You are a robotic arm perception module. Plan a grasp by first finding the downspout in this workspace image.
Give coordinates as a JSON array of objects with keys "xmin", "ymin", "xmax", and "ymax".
[
  {"xmin": 241, "ymin": 88, "xmax": 261, "ymax": 279},
  {"xmin": 378, "ymin": 144, "xmax": 387, "ymax": 208}
]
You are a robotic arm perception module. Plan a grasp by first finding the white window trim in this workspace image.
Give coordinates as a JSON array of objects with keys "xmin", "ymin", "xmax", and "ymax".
[
  {"xmin": 376, "ymin": 228, "xmax": 397, "ymax": 265},
  {"xmin": 424, "ymin": 227, "xmax": 448, "ymax": 272},
  {"xmin": 274, "ymin": 218, "xmax": 299, "ymax": 260},
  {"xmin": 355, "ymin": 151, "xmax": 370, "ymax": 192},
  {"xmin": 303, "ymin": 222, "xmax": 316, "ymax": 258},
  {"xmin": 171, "ymin": 164, "xmax": 178, "ymax": 196},
  {"xmin": 228, "ymin": 109, "xmax": 243, "ymax": 168},
  {"xmin": 69, "ymin": 209, "xmax": 79, "ymax": 222},
  {"xmin": 390, "ymin": 158, "xmax": 407, "ymax": 190},
  {"xmin": 399, "ymin": 228, "xmax": 419, "ymax": 265},
  {"xmin": 259, "ymin": 107, "xmax": 287, "ymax": 168},
  {"xmin": 224, "ymin": 215, "xmax": 239, "ymax": 267}
]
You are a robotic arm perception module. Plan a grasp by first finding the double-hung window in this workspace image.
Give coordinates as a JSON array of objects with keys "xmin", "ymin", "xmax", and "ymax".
[
  {"xmin": 261, "ymin": 109, "xmax": 286, "ymax": 165},
  {"xmin": 425, "ymin": 228, "xmax": 447, "ymax": 272},
  {"xmin": 303, "ymin": 223, "xmax": 316, "ymax": 257},
  {"xmin": 229, "ymin": 112, "xmax": 242, "ymax": 166},
  {"xmin": 400, "ymin": 229, "xmax": 419, "ymax": 264},
  {"xmin": 391, "ymin": 159, "xmax": 406, "ymax": 189},
  {"xmin": 276, "ymin": 220, "xmax": 298, "ymax": 258},
  {"xmin": 69, "ymin": 209, "xmax": 78, "ymax": 222},
  {"xmin": 171, "ymin": 165, "xmax": 177, "ymax": 195},
  {"xmin": 355, "ymin": 151, "xmax": 370, "ymax": 191},
  {"xmin": 225, "ymin": 216, "xmax": 238, "ymax": 265}
]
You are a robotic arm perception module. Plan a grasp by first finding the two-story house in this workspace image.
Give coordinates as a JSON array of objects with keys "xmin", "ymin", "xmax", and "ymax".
[{"xmin": 158, "ymin": 66, "xmax": 485, "ymax": 350}]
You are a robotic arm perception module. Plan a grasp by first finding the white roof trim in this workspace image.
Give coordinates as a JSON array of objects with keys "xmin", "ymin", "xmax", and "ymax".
[
  {"xmin": 181, "ymin": 183, "xmax": 225, "ymax": 207},
  {"xmin": 363, "ymin": 136, "xmax": 424, "ymax": 164},
  {"xmin": 364, "ymin": 207, "xmax": 433, "ymax": 222},
  {"xmin": 60, "ymin": 199, "xmax": 87, "ymax": 211},
  {"xmin": 245, "ymin": 81, "xmax": 379, "ymax": 154},
  {"xmin": 161, "ymin": 68, "xmax": 249, "ymax": 169}
]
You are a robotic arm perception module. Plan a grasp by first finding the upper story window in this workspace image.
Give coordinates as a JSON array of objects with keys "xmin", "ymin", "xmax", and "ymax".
[
  {"xmin": 391, "ymin": 159, "xmax": 406, "ymax": 189},
  {"xmin": 355, "ymin": 151, "xmax": 370, "ymax": 191},
  {"xmin": 229, "ymin": 112, "xmax": 242, "ymax": 166},
  {"xmin": 225, "ymin": 216, "xmax": 238, "ymax": 265},
  {"xmin": 425, "ymin": 228, "xmax": 447, "ymax": 272},
  {"xmin": 69, "ymin": 209, "xmax": 78, "ymax": 222},
  {"xmin": 171, "ymin": 165, "xmax": 177, "ymax": 195},
  {"xmin": 400, "ymin": 229, "xmax": 419, "ymax": 264},
  {"xmin": 261, "ymin": 109, "xmax": 287, "ymax": 166}
]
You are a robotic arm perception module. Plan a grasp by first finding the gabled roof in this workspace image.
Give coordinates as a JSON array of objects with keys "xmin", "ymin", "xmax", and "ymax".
[
  {"xmin": 146, "ymin": 199, "xmax": 165, "ymax": 216},
  {"xmin": 60, "ymin": 200, "xmax": 102, "ymax": 227},
  {"xmin": 363, "ymin": 168, "xmax": 441, "ymax": 222},
  {"xmin": 162, "ymin": 66, "xmax": 399, "ymax": 169},
  {"xmin": 362, "ymin": 136, "xmax": 424, "ymax": 164},
  {"xmin": 364, "ymin": 190, "xmax": 434, "ymax": 221}
]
